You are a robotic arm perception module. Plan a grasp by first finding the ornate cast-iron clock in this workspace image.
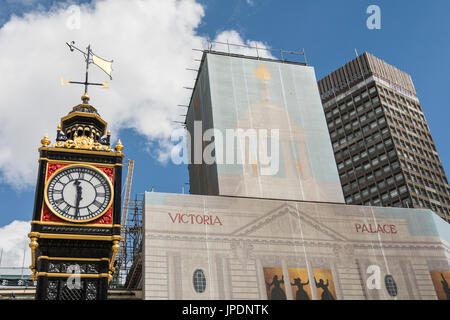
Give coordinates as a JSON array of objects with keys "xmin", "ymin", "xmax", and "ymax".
[
  {"xmin": 28, "ymin": 42, "xmax": 124, "ymax": 300},
  {"xmin": 45, "ymin": 165, "xmax": 113, "ymax": 223}
]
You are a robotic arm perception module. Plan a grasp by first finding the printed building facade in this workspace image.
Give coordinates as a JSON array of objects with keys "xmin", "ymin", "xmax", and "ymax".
[
  {"xmin": 139, "ymin": 51, "xmax": 450, "ymax": 300},
  {"xmin": 143, "ymin": 191, "xmax": 450, "ymax": 300},
  {"xmin": 186, "ymin": 51, "xmax": 345, "ymax": 203}
]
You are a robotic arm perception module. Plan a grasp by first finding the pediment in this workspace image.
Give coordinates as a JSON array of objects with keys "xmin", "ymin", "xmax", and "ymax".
[{"xmin": 231, "ymin": 204, "xmax": 347, "ymax": 241}]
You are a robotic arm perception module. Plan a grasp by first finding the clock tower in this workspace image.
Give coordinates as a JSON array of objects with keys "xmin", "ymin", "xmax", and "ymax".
[{"xmin": 28, "ymin": 92, "xmax": 124, "ymax": 300}]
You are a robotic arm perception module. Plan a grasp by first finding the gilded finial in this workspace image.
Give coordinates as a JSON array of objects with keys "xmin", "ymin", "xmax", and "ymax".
[
  {"xmin": 114, "ymin": 139, "xmax": 124, "ymax": 153},
  {"xmin": 107, "ymin": 130, "xmax": 111, "ymax": 136},
  {"xmin": 57, "ymin": 124, "xmax": 62, "ymax": 131},
  {"xmin": 41, "ymin": 134, "xmax": 51, "ymax": 147},
  {"xmin": 81, "ymin": 92, "xmax": 90, "ymax": 104}
]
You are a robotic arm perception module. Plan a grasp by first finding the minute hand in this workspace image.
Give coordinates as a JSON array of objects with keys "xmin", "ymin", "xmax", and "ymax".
[{"xmin": 74, "ymin": 180, "xmax": 83, "ymax": 218}]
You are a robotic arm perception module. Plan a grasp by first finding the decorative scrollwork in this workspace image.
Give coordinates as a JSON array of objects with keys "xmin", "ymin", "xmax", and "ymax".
[{"xmin": 53, "ymin": 132, "xmax": 113, "ymax": 152}]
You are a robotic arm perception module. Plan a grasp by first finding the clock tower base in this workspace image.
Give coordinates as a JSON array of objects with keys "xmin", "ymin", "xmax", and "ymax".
[{"xmin": 31, "ymin": 238, "xmax": 118, "ymax": 300}]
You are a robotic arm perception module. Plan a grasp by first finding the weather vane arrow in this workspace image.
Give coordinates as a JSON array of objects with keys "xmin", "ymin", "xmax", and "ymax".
[{"xmin": 64, "ymin": 41, "xmax": 114, "ymax": 103}]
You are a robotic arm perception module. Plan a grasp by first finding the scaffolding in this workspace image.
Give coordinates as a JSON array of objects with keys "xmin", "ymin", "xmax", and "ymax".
[
  {"xmin": 111, "ymin": 159, "xmax": 144, "ymax": 288},
  {"xmin": 111, "ymin": 194, "xmax": 143, "ymax": 288}
]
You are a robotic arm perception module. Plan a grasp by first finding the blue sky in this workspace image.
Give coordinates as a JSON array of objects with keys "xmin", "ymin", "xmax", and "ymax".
[{"xmin": 0, "ymin": 0, "xmax": 449, "ymax": 228}]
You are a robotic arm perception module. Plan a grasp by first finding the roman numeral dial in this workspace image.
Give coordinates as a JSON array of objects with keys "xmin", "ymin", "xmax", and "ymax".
[{"xmin": 45, "ymin": 165, "xmax": 113, "ymax": 222}]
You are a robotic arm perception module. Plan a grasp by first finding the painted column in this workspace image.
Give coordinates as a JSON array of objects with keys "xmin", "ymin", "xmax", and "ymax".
[
  {"xmin": 282, "ymin": 259, "xmax": 293, "ymax": 300},
  {"xmin": 306, "ymin": 259, "xmax": 318, "ymax": 300},
  {"xmin": 255, "ymin": 258, "xmax": 267, "ymax": 300},
  {"xmin": 222, "ymin": 257, "xmax": 232, "ymax": 300},
  {"xmin": 167, "ymin": 254, "xmax": 176, "ymax": 300}
]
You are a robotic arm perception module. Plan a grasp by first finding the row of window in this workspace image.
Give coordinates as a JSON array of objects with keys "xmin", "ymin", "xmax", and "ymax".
[
  {"xmin": 410, "ymin": 182, "xmax": 449, "ymax": 204},
  {"xmin": 329, "ymin": 106, "xmax": 385, "ymax": 139},
  {"xmin": 339, "ymin": 144, "xmax": 394, "ymax": 177},
  {"xmin": 340, "ymin": 156, "xmax": 399, "ymax": 183},
  {"xmin": 411, "ymin": 196, "xmax": 450, "ymax": 216},
  {"xmin": 343, "ymin": 172, "xmax": 404, "ymax": 196},
  {"xmin": 390, "ymin": 125, "xmax": 436, "ymax": 158},
  {"xmin": 392, "ymin": 134, "xmax": 437, "ymax": 163},
  {"xmin": 384, "ymin": 102, "xmax": 427, "ymax": 133},
  {"xmin": 326, "ymin": 91, "xmax": 379, "ymax": 122},
  {"xmin": 404, "ymin": 172, "xmax": 450, "ymax": 195},
  {"xmin": 333, "ymin": 127, "xmax": 393, "ymax": 154},
  {"xmin": 396, "ymin": 148, "xmax": 444, "ymax": 175},
  {"xmin": 338, "ymin": 148, "xmax": 397, "ymax": 172},
  {"xmin": 386, "ymin": 116, "xmax": 434, "ymax": 150},
  {"xmin": 345, "ymin": 183, "xmax": 408, "ymax": 205},
  {"xmin": 400, "ymin": 158, "xmax": 447, "ymax": 185},
  {"xmin": 377, "ymin": 85, "xmax": 423, "ymax": 114},
  {"xmin": 411, "ymin": 196, "xmax": 449, "ymax": 217},
  {"xmin": 409, "ymin": 183, "xmax": 449, "ymax": 205},
  {"xmin": 336, "ymin": 146, "xmax": 397, "ymax": 165},
  {"xmin": 380, "ymin": 94, "xmax": 425, "ymax": 123},
  {"xmin": 386, "ymin": 110, "xmax": 434, "ymax": 147}
]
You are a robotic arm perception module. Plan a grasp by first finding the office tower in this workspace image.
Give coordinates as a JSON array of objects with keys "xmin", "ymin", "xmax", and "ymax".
[{"xmin": 317, "ymin": 52, "xmax": 450, "ymax": 222}]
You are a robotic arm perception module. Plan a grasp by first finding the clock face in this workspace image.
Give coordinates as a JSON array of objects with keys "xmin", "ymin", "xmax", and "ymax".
[{"xmin": 45, "ymin": 165, "xmax": 113, "ymax": 222}]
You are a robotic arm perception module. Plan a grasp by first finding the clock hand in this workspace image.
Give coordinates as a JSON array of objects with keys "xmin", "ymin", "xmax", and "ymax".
[{"xmin": 73, "ymin": 180, "xmax": 83, "ymax": 218}]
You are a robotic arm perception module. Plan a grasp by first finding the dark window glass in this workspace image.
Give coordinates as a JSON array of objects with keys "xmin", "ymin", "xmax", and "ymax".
[
  {"xmin": 193, "ymin": 269, "xmax": 206, "ymax": 293},
  {"xmin": 385, "ymin": 275, "xmax": 398, "ymax": 297}
]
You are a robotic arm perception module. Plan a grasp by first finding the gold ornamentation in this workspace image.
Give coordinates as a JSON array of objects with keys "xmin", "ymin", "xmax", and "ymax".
[
  {"xmin": 114, "ymin": 139, "xmax": 124, "ymax": 153},
  {"xmin": 36, "ymin": 272, "xmax": 110, "ymax": 279},
  {"xmin": 108, "ymin": 240, "xmax": 121, "ymax": 283},
  {"xmin": 38, "ymin": 256, "xmax": 110, "ymax": 262},
  {"xmin": 27, "ymin": 231, "xmax": 121, "ymax": 242},
  {"xmin": 28, "ymin": 236, "xmax": 39, "ymax": 281},
  {"xmin": 41, "ymin": 134, "xmax": 51, "ymax": 147},
  {"xmin": 81, "ymin": 92, "xmax": 90, "ymax": 102},
  {"xmin": 52, "ymin": 132, "xmax": 113, "ymax": 152},
  {"xmin": 38, "ymin": 158, "xmax": 123, "ymax": 167}
]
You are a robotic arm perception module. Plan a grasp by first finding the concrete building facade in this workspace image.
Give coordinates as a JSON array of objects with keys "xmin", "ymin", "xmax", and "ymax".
[{"xmin": 317, "ymin": 53, "xmax": 450, "ymax": 222}]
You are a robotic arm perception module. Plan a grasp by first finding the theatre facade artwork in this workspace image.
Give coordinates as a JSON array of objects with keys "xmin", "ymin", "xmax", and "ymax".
[{"xmin": 142, "ymin": 192, "xmax": 450, "ymax": 300}]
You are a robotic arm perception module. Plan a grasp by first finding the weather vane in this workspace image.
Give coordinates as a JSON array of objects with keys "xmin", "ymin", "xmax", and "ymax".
[{"xmin": 63, "ymin": 41, "xmax": 113, "ymax": 103}]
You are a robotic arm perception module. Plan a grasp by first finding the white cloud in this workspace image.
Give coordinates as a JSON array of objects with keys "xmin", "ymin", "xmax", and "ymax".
[
  {"xmin": 0, "ymin": 0, "xmax": 272, "ymax": 189},
  {"xmin": 211, "ymin": 30, "xmax": 274, "ymax": 59},
  {"xmin": 0, "ymin": 220, "xmax": 31, "ymax": 268}
]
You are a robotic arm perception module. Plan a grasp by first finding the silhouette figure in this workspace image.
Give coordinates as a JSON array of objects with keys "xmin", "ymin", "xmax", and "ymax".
[
  {"xmin": 266, "ymin": 275, "xmax": 286, "ymax": 300},
  {"xmin": 314, "ymin": 277, "xmax": 335, "ymax": 300},
  {"xmin": 291, "ymin": 277, "xmax": 310, "ymax": 300},
  {"xmin": 441, "ymin": 273, "xmax": 450, "ymax": 300}
]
